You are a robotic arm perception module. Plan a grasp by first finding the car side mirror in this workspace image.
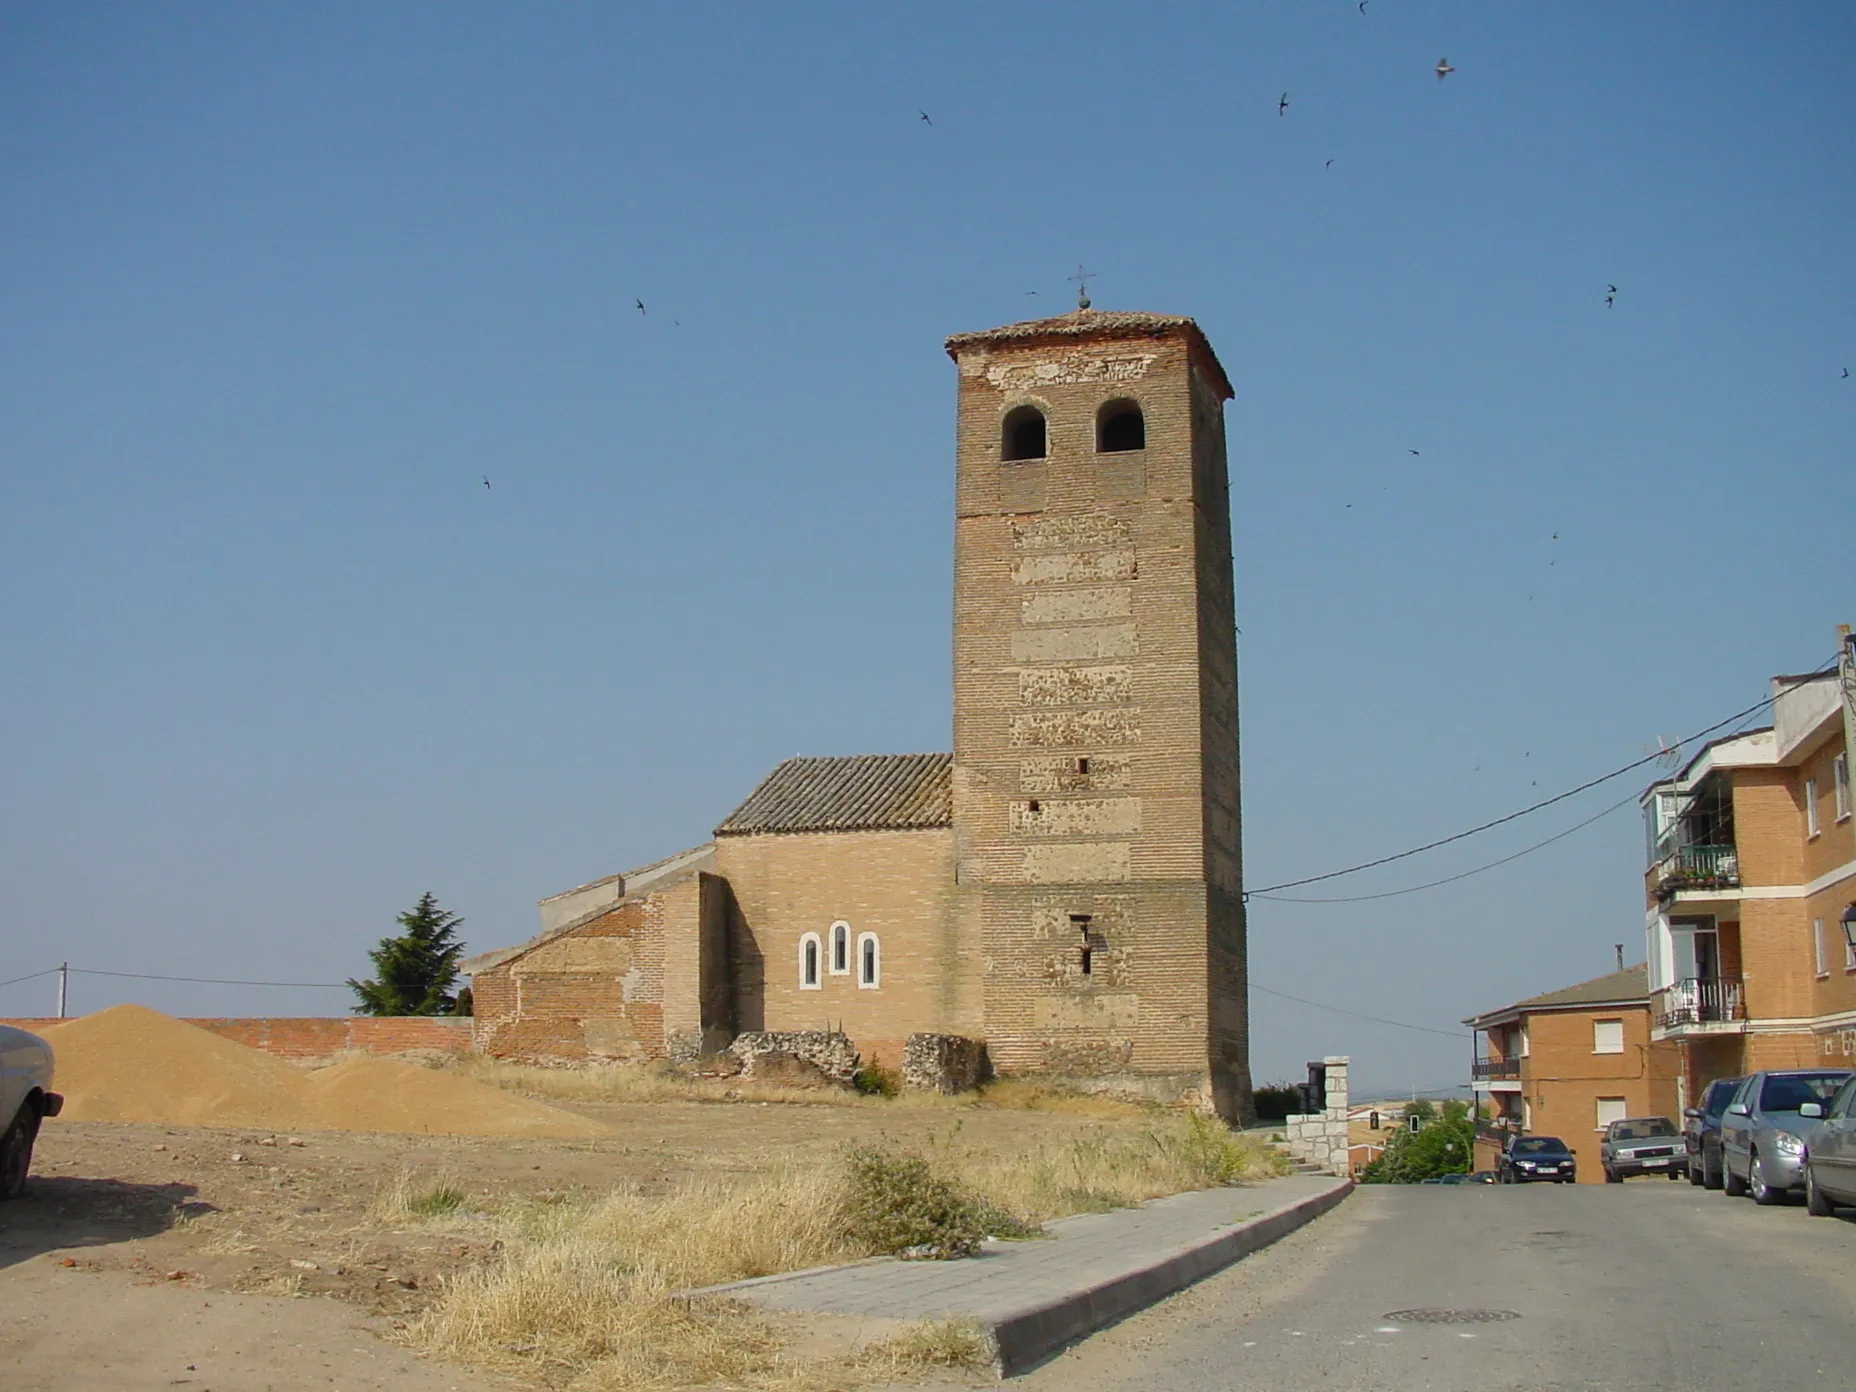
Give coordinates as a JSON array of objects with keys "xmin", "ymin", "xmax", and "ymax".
[
  {"xmin": 1727, "ymin": 1103, "xmax": 1749, "ymax": 1116},
  {"xmin": 1683, "ymin": 1107, "xmax": 1701, "ymax": 1119},
  {"xmin": 1800, "ymin": 1102, "xmax": 1823, "ymax": 1119}
]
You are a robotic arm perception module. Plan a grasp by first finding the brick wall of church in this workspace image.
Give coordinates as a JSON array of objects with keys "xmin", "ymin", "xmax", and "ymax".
[{"xmin": 715, "ymin": 826, "xmax": 969, "ymax": 1068}]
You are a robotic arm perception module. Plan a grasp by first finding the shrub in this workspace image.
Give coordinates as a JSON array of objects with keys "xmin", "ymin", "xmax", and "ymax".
[
  {"xmin": 853, "ymin": 1061, "xmax": 902, "ymax": 1098},
  {"xmin": 409, "ymin": 1182, "xmax": 467, "ymax": 1216},
  {"xmin": 1252, "ymin": 1083, "xmax": 1303, "ymax": 1121},
  {"xmin": 841, "ymin": 1147, "xmax": 995, "ymax": 1259}
]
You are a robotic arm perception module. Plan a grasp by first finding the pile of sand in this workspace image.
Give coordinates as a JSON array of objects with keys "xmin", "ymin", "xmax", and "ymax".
[{"xmin": 41, "ymin": 1004, "xmax": 604, "ymax": 1140}]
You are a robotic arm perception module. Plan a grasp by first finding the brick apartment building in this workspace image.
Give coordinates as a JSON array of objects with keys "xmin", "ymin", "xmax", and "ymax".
[
  {"xmin": 462, "ymin": 307, "xmax": 1256, "ymax": 1119},
  {"xmin": 1466, "ymin": 964, "xmax": 1682, "ymax": 1180},
  {"xmin": 1641, "ymin": 645, "xmax": 1856, "ymax": 1109}
]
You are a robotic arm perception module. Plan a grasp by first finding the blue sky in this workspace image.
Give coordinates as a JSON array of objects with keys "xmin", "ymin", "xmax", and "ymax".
[{"xmin": 2, "ymin": 3, "xmax": 1851, "ymax": 1095}]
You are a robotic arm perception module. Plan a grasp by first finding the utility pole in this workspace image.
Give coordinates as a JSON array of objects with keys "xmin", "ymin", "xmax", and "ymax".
[{"xmin": 56, "ymin": 962, "xmax": 68, "ymax": 1019}]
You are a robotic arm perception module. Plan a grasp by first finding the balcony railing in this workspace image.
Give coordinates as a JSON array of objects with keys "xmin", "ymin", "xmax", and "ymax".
[
  {"xmin": 1471, "ymin": 1058, "xmax": 1522, "ymax": 1082},
  {"xmin": 1652, "ymin": 976, "xmax": 1746, "ymax": 1029},
  {"xmin": 1654, "ymin": 844, "xmax": 1740, "ymax": 901}
]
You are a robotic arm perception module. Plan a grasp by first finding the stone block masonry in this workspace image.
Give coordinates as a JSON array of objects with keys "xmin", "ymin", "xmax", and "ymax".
[{"xmin": 901, "ymin": 1032, "xmax": 988, "ymax": 1093}]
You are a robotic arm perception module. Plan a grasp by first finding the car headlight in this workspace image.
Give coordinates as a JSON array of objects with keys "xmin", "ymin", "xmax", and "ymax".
[
  {"xmin": 1773, "ymin": 1132, "xmax": 1805, "ymax": 1156},
  {"xmin": 1516, "ymin": 1160, "xmax": 1536, "ymax": 1168}
]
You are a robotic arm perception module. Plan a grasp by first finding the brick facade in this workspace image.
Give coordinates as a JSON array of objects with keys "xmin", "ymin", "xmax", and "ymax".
[{"xmin": 1644, "ymin": 662, "xmax": 1856, "ymax": 1107}]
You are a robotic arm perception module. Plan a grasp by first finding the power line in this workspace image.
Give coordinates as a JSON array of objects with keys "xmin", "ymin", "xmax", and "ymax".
[
  {"xmin": 1250, "ymin": 981, "xmax": 1464, "ymax": 1038},
  {"xmin": 69, "ymin": 968, "xmax": 350, "ymax": 988},
  {"xmin": 1247, "ymin": 674, "xmax": 1826, "ymax": 897},
  {"xmin": 0, "ymin": 968, "xmax": 61, "ymax": 992},
  {"xmin": 1253, "ymin": 787, "xmax": 1640, "ymax": 903}
]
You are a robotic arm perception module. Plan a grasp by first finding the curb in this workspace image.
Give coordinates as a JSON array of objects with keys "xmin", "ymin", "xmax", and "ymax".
[{"xmin": 987, "ymin": 1177, "xmax": 1352, "ymax": 1375}]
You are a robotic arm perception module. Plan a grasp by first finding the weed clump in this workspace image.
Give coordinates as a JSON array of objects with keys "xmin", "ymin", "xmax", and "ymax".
[
  {"xmin": 852, "ymin": 1061, "xmax": 901, "ymax": 1098},
  {"xmin": 842, "ymin": 1147, "xmax": 1034, "ymax": 1258}
]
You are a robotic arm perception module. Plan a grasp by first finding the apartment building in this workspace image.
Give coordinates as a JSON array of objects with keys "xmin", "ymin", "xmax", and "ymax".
[
  {"xmin": 1641, "ymin": 641, "xmax": 1856, "ymax": 1112},
  {"xmin": 1466, "ymin": 964, "xmax": 1682, "ymax": 1181}
]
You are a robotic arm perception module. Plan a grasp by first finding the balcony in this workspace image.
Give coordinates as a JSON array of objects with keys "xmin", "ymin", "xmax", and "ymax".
[
  {"xmin": 1652, "ymin": 976, "xmax": 1746, "ymax": 1034},
  {"xmin": 1471, "ymin": 1058, "xmax": 1522, "ymax": 1082},
  {"xmin": 1653, "ymin": 844, "xmax": 1739, "ymax": 903}
]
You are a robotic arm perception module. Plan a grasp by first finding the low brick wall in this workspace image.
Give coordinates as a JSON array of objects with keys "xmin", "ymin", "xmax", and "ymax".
[{"xmin": 2, "ymin": 1016, "xmax": 474, "ymax": 1062}]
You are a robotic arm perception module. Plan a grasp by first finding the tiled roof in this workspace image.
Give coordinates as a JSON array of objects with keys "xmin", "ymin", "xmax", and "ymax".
[
  {"xmin": 1464, "ymin": 964, "xmax": 1648, "ymax": 1028},
  {"xmin": 716, "ymin": 754, "xmax": 952, "ymax": 836}
]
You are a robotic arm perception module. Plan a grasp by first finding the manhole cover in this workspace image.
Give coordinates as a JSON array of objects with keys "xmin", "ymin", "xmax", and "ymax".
[{"xmin": 1384, "ymin": 1309, "xmax": 1521, "ymax": 1324}]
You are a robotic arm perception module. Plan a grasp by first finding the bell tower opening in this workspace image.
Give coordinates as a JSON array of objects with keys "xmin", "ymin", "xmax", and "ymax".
[{"xmin": 1001, "ymin": 405, "xmax": 1047, "ymax": 461}]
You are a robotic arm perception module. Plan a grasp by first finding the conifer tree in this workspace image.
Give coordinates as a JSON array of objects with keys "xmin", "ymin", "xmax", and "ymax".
[{"xmin": 349, "ymin": 892, "xmax": 467, "ymax": 1016}]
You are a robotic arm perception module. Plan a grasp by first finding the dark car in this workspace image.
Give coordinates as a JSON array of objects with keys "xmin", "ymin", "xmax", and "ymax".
[
  {"xmin": 1499, "ymin": 1134, "xmax": 1576, "ymax": 1184},
  {"xmin": 1468, "ymin": 1170, "xmax": 1498, "ymax": 1184},
  {"xmin": 1685, "ymin": 1076, "xmax": 1743, "ymax": 1189}
]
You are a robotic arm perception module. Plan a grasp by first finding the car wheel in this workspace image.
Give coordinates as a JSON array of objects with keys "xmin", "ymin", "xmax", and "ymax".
[
  {"xmin": 0, "ymin": 1104, "xmax": 36, "ymax": 1201},
  {"xmin": 1604, "ymin": 1166, "xmax": 1621, "ymax": 1183},
  {"xmin": 1750, "ymin": 1152, "xmax": 1786, "ymax": 1206},
  {"xmin": 1667, "ymin": 1167, "xmax": 1682, "ymax": 1180},
  {"xmin": 1723, "ymin": 1153, "xmax": 1748, "ymax": 1197},
  {"xmin": 1704, "ymin": 1149, "xmax": 1724, "ymax": 1191},
  {"xmin": 1688, "ymin": 1156, "xmax": 1704, "ymax": 1186},
  {"xmin": 1806, "ymin": 1164, "xmax": 1835, "ymax": 1218}
]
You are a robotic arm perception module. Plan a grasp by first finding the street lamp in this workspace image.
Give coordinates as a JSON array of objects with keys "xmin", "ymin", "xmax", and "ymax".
[{"xmin": 1840, "ymin": 902, "xmax": 1856, "ymax": 952}]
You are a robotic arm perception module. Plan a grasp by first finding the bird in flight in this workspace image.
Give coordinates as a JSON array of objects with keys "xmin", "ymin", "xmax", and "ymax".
[
  {"xmin": 1605, "ymin": 292, "xmax": 1615, "ymax": 308},
  {"xmin": 1325, "ymin": 158, "xmax": 1335, "ymax": 170},
  {"xmin": 634, "ymin": 299, "xmax": 646, "ymax": 315},
  {"xmin": 1024, "ymin": 290, "xmax": 1039, "ymax": 296},
  {"xmin": 1435, "ymin": 57, "xmax": 1455, "ymax": 81},
  {"xmin": 482, "ymin": 476, "xmax": 491, "ymax": 491},
  {"xmin": 1843, "ymin": 368, "xmax": 1850, "ymax": 379},
  {"xmin": 1359, "ymin": 0, "xmax": 1368, "ymax": 11},
  {"xmin": 1278, "ymin": 92, "xmax": 1290, "ymax": 117},
  {"xmin": 919, "ymin": 110, "xmax": 933, "ymax": 126},
  {"xmin": 1407, "ymin": 449, "xmax": 1421, "ymax": 456}
]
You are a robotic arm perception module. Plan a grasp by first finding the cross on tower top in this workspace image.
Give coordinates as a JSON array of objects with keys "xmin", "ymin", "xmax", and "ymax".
[{"xmin": 1067, "ymin": 264, "xmax": 1096, "ymax": 310}]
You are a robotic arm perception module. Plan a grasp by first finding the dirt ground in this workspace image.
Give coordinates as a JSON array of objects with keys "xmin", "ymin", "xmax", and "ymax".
[{"xmin": 0, "ymin": 1098, "xmax": 1124, "ymax": 1390}]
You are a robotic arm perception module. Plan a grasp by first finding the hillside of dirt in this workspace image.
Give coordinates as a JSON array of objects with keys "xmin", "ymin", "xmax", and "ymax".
[{"xmin": 39, "ymin": 1005, "xmax": 602, "ymax": 1139}]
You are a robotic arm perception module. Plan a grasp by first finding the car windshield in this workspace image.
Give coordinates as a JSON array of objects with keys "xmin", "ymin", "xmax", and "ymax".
[
  {"xmin": 1610, "ymin": 1119, "xmax": 1676, "ymax": 1140},
  {"xmin": 1759, "ymin": 1074, "xmax": 1848, "ymax": 1111},
  {"xmin": 1513, "ymin": 1138, "xmax": 1564, "ymax": 1154}
]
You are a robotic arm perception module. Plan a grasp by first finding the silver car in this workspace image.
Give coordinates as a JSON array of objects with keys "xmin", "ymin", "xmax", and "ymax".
[
  {"xmin": 1720, "ymin": 1069, "xmax": 1851, "ymax": 1206},
  {"xmin": 1802, "ymin": 1074, "xmax": 1856, "ymax": 1216}
]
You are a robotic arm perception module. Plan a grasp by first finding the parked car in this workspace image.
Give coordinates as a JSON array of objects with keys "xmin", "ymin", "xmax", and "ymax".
[
  {"xmin": 0, "ymin": 1024, "xmax": 63, "ymax": 1200},
  {"xmin": 1684, "ymin": 1076, "xmax": 1743, "ymax": 1189},
  {"xmin": 1499, "ymin": 1134, "xmax": 1576, "ymax": 1184},
  {"xmin": 1800, "ymin": 1073, "xmax": 1856, "ymax": 1216},
  {"xmin": 1600, "ymin": 1117, "xmax": 1685, "ymax": 1181},
  {"xmin": 1720, "ymin": 1069, "xmax": 1852, "ymax": 1205},
  {"xmin": 1468, "ymin": 1170, "xmax": 1498, "ymax": 1184}
]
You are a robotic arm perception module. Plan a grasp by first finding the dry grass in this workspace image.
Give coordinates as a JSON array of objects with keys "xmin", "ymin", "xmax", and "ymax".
[
  {"xmin": 367, "ymin": 1169, "xmax": 475, "ymax": 1225},
  {"xmin": 435, "ymin": 1054, "xmax": 877, "ymax": 1108},
  {"xmin": 439, "ymin": 1054, "xmax": 1159, "ymax": 1119},
  {"xmin": 402, "ymin": 1112, "xmax": 1283, "ymax": 1390}
]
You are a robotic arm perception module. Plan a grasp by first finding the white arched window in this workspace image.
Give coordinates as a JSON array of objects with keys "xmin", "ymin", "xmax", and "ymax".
[
  {"xmin": 829, "ymin": 921, "xmax": 851, "ymax": 976},
  {"xmin": 857, "ymin": 932, "xmax": 880, "ymax": 989},
  {"xmin": 799, "ymin": 933, "xmax": 822, "ymax": 990}
]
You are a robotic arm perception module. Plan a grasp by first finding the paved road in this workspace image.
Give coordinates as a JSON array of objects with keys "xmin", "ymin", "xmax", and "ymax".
[{"xmin": 1015, "ymin": 1180, "xmax": 1856, "ymax": 1391}]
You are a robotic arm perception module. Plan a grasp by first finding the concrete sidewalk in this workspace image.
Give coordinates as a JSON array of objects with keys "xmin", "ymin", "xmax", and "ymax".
[{"xmin": 699, "ymin": 1172, "xmax": 1351, "ymax": 1374}]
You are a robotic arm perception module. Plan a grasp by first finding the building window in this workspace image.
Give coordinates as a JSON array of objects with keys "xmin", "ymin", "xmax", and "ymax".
[
  {"xmin": 1096, "ymin": 399, "xmax": 1145, "ymax": 453},
  {"xmin": 799, "ymin": 933, "xmax": 822, "ymax": 990},
  {"xmin": 857, "ymin": 932, "xmax": 880, "ymax": 989},
  {"xmin": 829, "ymin": 921, "xmax": 851, "ymax": 976},
  {"xmin": 1806, "ymin": 777, "xmax": 1820, "ymax": 837},
  {"xmin": 1593, "ymin": 1019, "xmax": 1624, "ymax": 1055},
  {"xmin": 1002, "ymin": 405, "xmax": 1047, "ymax": 461},
  {"xmin": 1836, "ymin": 753, "xmax": 1850, "ymax": 823},
  {"xmin": 1815, "ymin": 918, "xmax": 1828, "ymax": 977},
  {"xmin": 1070, "ymin": 913, "xmax": 1095, "ymax": 978},
  {"xmin": 1596, "ymin": 1097, "xmax": 1628, "ymax": 1130},
  {"xmin": 1517, "ymin": 1024, "xmax": 1529, "ymax": 1058}
]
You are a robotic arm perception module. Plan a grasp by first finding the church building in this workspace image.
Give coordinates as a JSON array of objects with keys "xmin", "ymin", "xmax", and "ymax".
[{"xmin": 462, "ymin": 306, "xmax": 1254, "ymax": 1119}]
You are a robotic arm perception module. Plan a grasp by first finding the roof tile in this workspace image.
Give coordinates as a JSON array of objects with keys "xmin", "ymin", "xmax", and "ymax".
[{"xmin": 716, "ymin": 753, "xmax": 952, "ymax": 835}]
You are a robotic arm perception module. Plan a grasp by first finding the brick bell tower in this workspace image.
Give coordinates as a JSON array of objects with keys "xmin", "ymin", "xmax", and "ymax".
[{"xmin": 944, "ymin": 305, "xmax": 1253, "ymax": 1122}]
